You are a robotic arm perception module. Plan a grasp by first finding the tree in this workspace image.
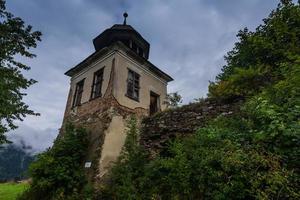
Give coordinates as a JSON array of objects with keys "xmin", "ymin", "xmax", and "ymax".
[
  {"xmin": 164, "ymin": 92, "xmax": 183, "ymax": 108},
  {"xmin": 209, "ymin": 1, "xmax": 300, "ymax": 101},
  {"xmin": 0, "ymin": 0, "xmax": 41, "ymax": 144},
  {"xmin": 18, "ymin": 124, "xmax": 90, "ymax": 200}
]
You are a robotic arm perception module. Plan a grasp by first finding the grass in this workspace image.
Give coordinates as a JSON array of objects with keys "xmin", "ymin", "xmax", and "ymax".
[{"xmin": 0, "ymin": 182, "xmax": 28, "ymax": 200}]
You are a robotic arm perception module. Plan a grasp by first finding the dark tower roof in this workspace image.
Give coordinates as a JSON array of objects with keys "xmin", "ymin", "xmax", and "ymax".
[
  {"xmin": 65, "ymin": 13, "xmax": 173, "ymax": 82},
  {"xmin": 93, "ymin": 19, "xmax": 150, "ymax": 59}
]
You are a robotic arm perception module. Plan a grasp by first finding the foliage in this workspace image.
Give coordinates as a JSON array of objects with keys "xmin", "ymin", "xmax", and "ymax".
[
  {"xmin": 0, "ymin": 0, "xmax": 42, "ymax": 144},
  {"xmin": 0, "ymin": 182, "xmax": 28, "ymax": 200},
  {"xmin": 192, "ymin": 97, "xmax": 206, "ymax": 104},
  {"xmin": 104, "ymin": 1, "xmax": 300, "ymax": 199},
  {"xmin": 18, "ymin": 124, "xmax": 90, "ymax": 200},
  {"xmin": 141, "ymin": 125, "xmax": 297, "ymax": 199},
  {"xmin": 101, "ymin": 116, "xmax": 150, "ymax": 200},
  {"xmin": 209, "ymin": 0, "xmax": 300, "ymax": 101},
  {"xmin": 164, "ymin": 92, "xmax": 183, "ymax": 108},
  {"xmin": 105, "ymin": 101, "xmax": 299, "ymax": 199}
]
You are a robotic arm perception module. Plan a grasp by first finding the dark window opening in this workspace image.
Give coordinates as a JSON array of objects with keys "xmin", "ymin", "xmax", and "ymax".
[
  {"xmin": 121, "ymin": 39, "xmax": 130, "ymax": 47},
  {"xmin": 132, "ymin": 42, "xmax": 138, "ymax": 53},
  {"xmin": 91, "ymin": 67, "xmax": 104, "ymax": 99},
  {"xmin": 138, "ymin": 47, "xmax": 144, "ymax": 57},
  {"xmin": 126, "ymin": 69, "xmax": 140, "ymax": 101},
  {"xmin": 150, "ymin": 91, "xmax": 160, "ymax": 115},
  {"xmin": 72, "ymin": 79, "xmax": 85, "ymax": 107}
]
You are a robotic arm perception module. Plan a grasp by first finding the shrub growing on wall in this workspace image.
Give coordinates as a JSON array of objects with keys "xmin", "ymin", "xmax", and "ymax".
[{"xmin": 18, "ymin": 124, "xmax": 90, "ymax": 200}]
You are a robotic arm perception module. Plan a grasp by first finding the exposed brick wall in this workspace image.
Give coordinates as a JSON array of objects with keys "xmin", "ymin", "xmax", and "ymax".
[
  {"xmin": 61, "ymin": 94, "xmax": 148, "ymax": 184},
  {"xmin": 140, "ymin": 99, "xmax": 242, "ymax": 156}
]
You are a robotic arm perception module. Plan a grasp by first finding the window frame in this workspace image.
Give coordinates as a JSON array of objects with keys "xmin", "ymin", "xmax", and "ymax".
[
  {"xmin": 90, "ymin": 67, "xmax": 105, "ymax": 100},
  {"xmin": 72, "ymin": 78, "xmax": 85, "ymax": 108},
  {"xmin": 126, "ymin": 69, "xmax": 140, "ymax": 102},
  {"xmin": 149, "ymin": 91, "xmax": 160, "ymax": 115}
]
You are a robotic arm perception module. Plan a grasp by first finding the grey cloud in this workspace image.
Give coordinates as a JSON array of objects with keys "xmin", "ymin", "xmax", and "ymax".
[{"xmin": 7, "ymin": 124, "xmax": 57, "ymax": 155}]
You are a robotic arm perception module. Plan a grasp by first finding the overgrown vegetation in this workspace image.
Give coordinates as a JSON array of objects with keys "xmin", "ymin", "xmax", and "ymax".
[
  {"xmin": 102, "ymin": 1, "xmax": 300, "ymax": 199},
  {"xmin": 18, "ymin": 124, "xmax": 91, "ymax": 200},
  {"xmin": 100, "ymin": 117, "xmax": 149, "ymax": 199},
  {"xmin": 208, "ymin": 0, "xmax": 300, "ymax": 101},
  {"xmin": 0, "ymin": 0, "xmax": 42, "ymax": 144}
]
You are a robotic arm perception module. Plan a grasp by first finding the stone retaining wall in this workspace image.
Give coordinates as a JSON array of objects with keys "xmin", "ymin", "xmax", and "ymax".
[{"xmin": 140, "ymin": 99, "xmax": 242, "ymax": 156}]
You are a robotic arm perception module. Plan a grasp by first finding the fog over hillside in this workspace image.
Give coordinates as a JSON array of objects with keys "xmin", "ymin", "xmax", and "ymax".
[{"xmin": 7, "ymin": 124, "xmax": 57, "ymax": 154}]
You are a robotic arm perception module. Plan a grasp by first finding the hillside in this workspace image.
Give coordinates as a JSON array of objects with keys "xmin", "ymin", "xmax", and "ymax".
[{"xmin": 0, "ymin": 144, "xmax": 35, "ymax": 182}]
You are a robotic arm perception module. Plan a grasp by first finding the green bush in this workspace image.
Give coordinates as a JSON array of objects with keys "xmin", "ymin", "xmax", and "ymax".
[
  {"xmin": 104, "ymin": 86, "xmax": 299, "ymax": 199},
  {"xmin": 18, "ymin": 124, "xmax": 91, "ymax": 200},
  {"xmin": 209, "ymin": 1, "xmax": 300, "ymax": 101}
]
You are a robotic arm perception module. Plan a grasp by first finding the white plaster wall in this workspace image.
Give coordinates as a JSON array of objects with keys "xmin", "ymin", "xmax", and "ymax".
[
  {"xmin": 99, "ymin": 115, "xmax": 126, "ymax": 177},
  {"xmin": 69, "ymin": 53, "xmax": 114, "ymax": 105},
  {"xmin": 113, "ymin": 51, "xmax": 168, "ymax": 111}
]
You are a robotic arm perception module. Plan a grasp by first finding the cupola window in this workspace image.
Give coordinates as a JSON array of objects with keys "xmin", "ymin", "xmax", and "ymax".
[{"xmin": 132, "ymin": 42, "xmax": 138, "ymax": 53}]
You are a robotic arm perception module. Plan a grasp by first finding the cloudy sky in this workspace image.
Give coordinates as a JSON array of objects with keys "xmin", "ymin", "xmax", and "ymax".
[{"xmin": 5, "ymin": 0, "xmax": 280, "ymax": 153}]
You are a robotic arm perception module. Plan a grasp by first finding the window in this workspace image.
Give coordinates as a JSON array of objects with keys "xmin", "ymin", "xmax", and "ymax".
[
  {"xmin": 126, "ymin": 69, "xmax": 140, "ymax": 101},
  {"xmin": 150, "ymin": 91, "xmax": 160, "ymax": 115},
  {"xmin": 72, "ymin": 79, "xmax": 85, "ymax": 107},
  {"xmin": 121, "ymin": 39, "xmax": 130, "ymax": 48},
  {"xmin": 91, "ymin": 68, "xmax": 104, "ymax": 99},
  {"xmin": 138, "ymin": 47, "xmax": 144, "ymax": 57},
  {"xmin": 132, "ymin": 42, "xmax": 138, "ymax": 53}
]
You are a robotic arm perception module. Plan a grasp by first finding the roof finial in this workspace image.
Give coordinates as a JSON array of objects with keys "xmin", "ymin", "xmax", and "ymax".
[{"xmin": 123, "ymin": 12, "xmax": 128, "ymax": 25}]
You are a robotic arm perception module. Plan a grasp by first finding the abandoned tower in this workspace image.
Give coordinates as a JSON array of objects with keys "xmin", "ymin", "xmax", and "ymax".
[{"xmin": 61, "ymin": 13, "xmax": 173, "ymax": 182}]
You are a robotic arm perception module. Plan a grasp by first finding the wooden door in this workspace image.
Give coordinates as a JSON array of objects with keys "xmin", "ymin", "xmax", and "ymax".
[{"xmin": 150, "ymin": 92, "xmax": 159, "ymax": 115}]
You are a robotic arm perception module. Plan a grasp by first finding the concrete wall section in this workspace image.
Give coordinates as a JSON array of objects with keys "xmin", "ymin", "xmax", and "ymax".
[{"xmin": 98, "ymin": 115, "xmax": 126, "ymax": 178}]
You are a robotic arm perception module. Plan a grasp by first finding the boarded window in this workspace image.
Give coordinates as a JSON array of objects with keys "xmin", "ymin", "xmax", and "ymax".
[
  {"xmin": 72, "ymin": 79, "xmax": 85, "ymax": 107},
  {"xmin": 91, "ymin": 67, "xmax": 104, "ymax": 99},
  {"xmin": 126, "ymin": 69, "xmax": 140, "ymax": 101}
]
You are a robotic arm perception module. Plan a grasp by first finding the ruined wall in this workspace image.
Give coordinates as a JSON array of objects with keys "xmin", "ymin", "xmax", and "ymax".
[
  {"xmin": 140, "ymin": 99, "xmax": 242, "ymax": 156},
  {"xmin": 63, "ymin": 94, "xmax": 146, "ymax": 183}
]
